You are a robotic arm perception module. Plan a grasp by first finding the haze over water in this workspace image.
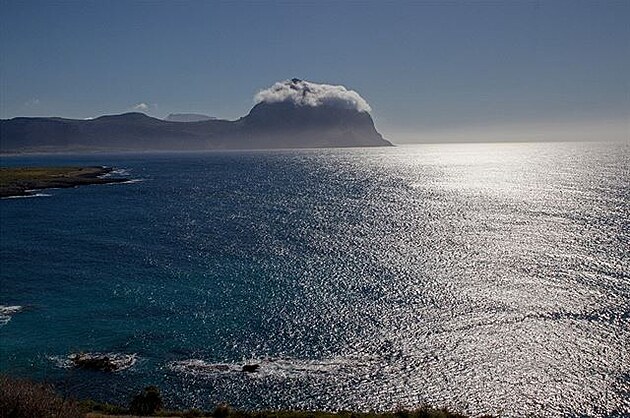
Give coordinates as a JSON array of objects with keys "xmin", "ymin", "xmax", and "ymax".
[{"xmin": 0, "ymin": 142, "xmax": 628, "ymax": 417}]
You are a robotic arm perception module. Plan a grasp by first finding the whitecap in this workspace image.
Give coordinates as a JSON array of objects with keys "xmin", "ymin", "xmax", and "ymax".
[
  {"xmin": 105, "ymin": 178, "xmax": 145, "ymax": 185},
  {"xmin": 2, "ymin": 193, "xmax": 51, "ymax": 199},
  {"xmin": 168, "ymin": 356, "xmax": 374, "ymax": 378},
  {"xmin": 169, "ymin": 359, "xmax": 240, "ymax": 375},
  {"xmin": 0, "ymin": 305, "xmax": 24, "ymax": 325},
  {"xmin": 99, "ymin": 168, "xmax": 131, "ymax": 178}
]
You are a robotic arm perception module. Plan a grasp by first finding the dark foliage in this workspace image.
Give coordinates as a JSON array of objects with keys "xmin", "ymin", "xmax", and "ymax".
[
  {"xmin": 129, "ymin": 385, "xmax": 164, "ymax": 416},
  {"xmin": 0, "ymin": 375, "xmax": 82, "ymax": 418}
]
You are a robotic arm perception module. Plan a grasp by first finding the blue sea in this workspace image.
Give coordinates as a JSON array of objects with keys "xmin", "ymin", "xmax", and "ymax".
[{"xmin": 0, "ymin": 143, "xmax": 628, "ymax": 417}]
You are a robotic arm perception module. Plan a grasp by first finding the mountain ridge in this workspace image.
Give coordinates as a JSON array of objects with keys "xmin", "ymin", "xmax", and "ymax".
[
  {"xmin": 0, "ymin": 103, "xmax": 392, "ymax": 153},
  {"xmin": 165, "ymin": 113, "xmax": 216, "ymax": 122}
]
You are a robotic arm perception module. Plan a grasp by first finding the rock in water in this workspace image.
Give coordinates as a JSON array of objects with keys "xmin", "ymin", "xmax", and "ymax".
[
  {"xmin": 70, "ymin": 353, "xmax": 118, "ymax": 371},
  {"xmin": 242, "ymin": 364, "xmax": 260, "ymax": 373}
]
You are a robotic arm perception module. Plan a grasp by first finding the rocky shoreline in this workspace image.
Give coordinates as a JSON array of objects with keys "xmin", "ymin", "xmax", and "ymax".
[{"xmin": 0, "ymin": 166, "xmax": 129, "ymax": 198}]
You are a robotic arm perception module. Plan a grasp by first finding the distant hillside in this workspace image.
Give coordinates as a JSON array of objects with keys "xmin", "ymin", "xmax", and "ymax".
[
  {"xmin": 0, "ymin": 104, "xmax": 391, "ymax": 153},
  {"xmin": 0, "ymin": 79, "xmax": 392, "ymax": 153},
  {"xmin": 165, "ymin": 113, "xmax": 216, "ymax": 122}
]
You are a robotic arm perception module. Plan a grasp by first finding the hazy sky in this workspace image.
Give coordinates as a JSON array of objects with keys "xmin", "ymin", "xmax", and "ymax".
[{"xmin": 1, "ymin": 1, "xmax": 628, "ymax": 143}]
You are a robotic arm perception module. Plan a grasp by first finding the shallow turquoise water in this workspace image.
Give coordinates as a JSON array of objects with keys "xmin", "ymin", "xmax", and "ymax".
[{"xmin": 1, "ymin": 143, "xmax": 628, "ymax": 417}]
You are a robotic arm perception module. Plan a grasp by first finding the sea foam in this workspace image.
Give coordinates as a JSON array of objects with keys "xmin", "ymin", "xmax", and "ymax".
[
  {"xmin": 168, "ymin": 356, "xmax": 374, "ymax": 379},
  {"xmin": 2, "ymin": 193, "xmax": 52, "ymax": 199},
  {"xmin": 0, "ymin": 305, "xmax": 24, "ymax": 325}
]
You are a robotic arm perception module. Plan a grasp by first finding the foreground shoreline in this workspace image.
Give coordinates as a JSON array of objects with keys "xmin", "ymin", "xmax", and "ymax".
[
  {"xmin": 0, "ymin": 166, "xmax": 129, "ymax": 198},
  {"xmin": 0, "ymin": 375, "xmax": 486, "ymax": 418}
]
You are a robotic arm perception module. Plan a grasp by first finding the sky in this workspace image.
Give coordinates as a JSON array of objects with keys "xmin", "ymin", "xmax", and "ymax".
[{"xmin": 1, "ymin": 1, "xmax": 628, "ymax": 143}]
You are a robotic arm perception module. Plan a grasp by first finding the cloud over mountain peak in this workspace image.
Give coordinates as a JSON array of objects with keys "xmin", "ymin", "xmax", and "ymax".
[{"xmin": 254, "ymin": 78, "xmax": 371, "ymax": 113}]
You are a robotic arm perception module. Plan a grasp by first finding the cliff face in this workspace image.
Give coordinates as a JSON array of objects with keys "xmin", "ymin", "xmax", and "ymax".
[
  {"xmin": 0, "ymin": 103, "xmax": 392, "ymax": 153},
  {"xmin": 234, "ymin": 102, "xmax": 389, "ymax": 147}
]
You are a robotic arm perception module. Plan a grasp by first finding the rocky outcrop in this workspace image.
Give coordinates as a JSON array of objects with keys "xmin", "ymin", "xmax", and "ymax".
[
  {"xmin": 242, "ymin": 364, "xmax": 260, "ymax": 373},
  {"xmin": 68, "ymin": 352, "xmax": 137, "ymax": 372},
  {"xmin": 70, "ymin": 354, "xmax": 120, "ymax": 372}
]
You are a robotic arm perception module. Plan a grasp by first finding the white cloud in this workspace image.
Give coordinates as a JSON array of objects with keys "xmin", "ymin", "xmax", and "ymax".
[
  {"xmin": 132, "ymin": 102, "xmax": 150, "ymax": 111},
  {"xmin": 254, "ymin": 78, "xmax": 371, "ymax": 112},
  {"xmin": 24, "ymin": 98, "xmax": 41, "ymax": 107}
]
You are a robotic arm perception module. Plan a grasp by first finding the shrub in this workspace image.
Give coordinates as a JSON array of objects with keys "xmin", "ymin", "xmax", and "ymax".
[
  {"xmin": 182, "ymin": 408, "xmax": 205, "ymax": 417},
  {"xmin": 0, "ymin": 374, "xmax": 82, "ymax": 418},
  {"xmin": 78, "ymin": 399, "xmax": 127, "ymax": 415},
  {"xmin": 129, "ymin": 385, "xmax": 164, "ymax": 416},
  {"xmin": 213, "ymin": 403, "xmax": 232, "ymax": 418}
]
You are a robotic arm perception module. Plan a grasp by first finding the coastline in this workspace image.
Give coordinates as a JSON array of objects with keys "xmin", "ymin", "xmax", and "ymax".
[{"xmin": 0, "ymin": 166, "xmax": 129, "ymax": 198}]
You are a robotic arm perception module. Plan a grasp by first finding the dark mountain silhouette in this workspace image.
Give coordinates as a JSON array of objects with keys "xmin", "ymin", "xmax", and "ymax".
[
  {"xmin": 1, "ymin": 102, "xmax": 391, "ymax": 152},
  {"xmin": 165, "ymin": 113, "xmax": 216, "ymax": 122}
]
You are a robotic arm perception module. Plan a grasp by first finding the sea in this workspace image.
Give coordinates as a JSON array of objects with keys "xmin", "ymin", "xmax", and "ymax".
[{"xmin": 0, "ymin": 142, "xmax": 628, "ymax": 417}]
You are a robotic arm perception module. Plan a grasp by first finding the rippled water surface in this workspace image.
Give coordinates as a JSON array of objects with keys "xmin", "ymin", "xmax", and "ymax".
[{"xmin": 1, "ymin": 143, "xmax": 629, "ymax": 417}]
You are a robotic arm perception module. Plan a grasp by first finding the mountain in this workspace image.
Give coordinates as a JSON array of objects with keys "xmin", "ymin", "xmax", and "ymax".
[
  {"xmin": 231, "ymin": 101, "xmax": 390, "ymax": 148},
  {"xmin": 165, "ymin": 113, "xmax": 216, "ymax": 122},
  {"xmin": 0, "ymin": 102, "xmax": 392, "ymax": 153}
]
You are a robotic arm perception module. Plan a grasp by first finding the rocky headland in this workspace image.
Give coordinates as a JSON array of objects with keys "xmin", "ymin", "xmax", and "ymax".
[{"xmin": 0, "ymin": 166, "xmax": 129, "ymax": 198}]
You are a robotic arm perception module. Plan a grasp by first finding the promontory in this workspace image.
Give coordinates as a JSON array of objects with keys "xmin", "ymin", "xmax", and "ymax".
[{"xmin": 0, "ymin": 167, "xmax": 129, "ymax": 198}]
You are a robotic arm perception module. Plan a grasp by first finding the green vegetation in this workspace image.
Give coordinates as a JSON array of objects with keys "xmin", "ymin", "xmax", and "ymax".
[
  {"xmin": 0, "ymin": 166, "xmax": 128, "ymax": 197},
  {"xmin": 1, "ymin": 375, "xmax": 490, "ymax": 418}
]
